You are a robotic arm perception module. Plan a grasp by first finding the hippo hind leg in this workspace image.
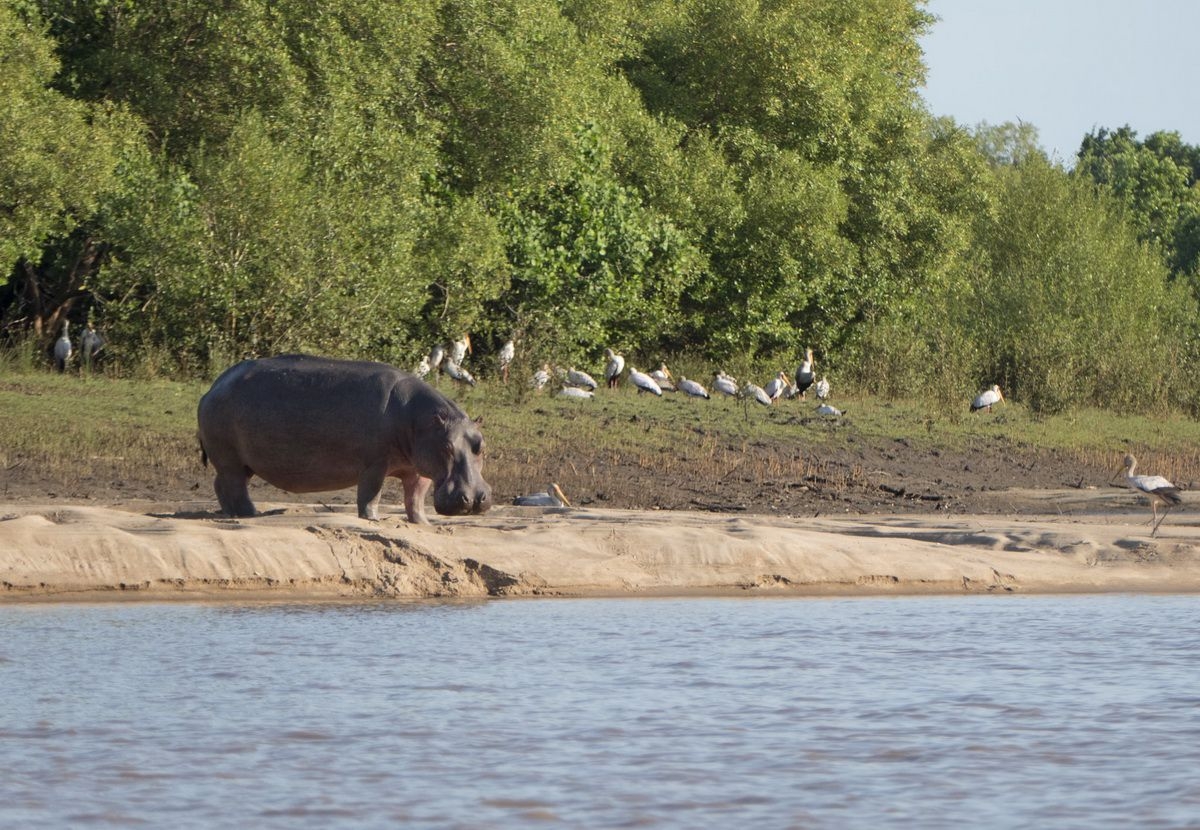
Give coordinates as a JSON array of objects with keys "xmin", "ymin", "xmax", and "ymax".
[
  {"xmin": 357, "ymin": 462, "xmax": 388, "ymax": 521},
  {"xmin": 214, "ymin": 468, "xmax": 256, "ymax": 517}
]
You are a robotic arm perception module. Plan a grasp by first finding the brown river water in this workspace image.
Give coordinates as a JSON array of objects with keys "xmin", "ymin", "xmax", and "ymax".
[{"xmin": 2, "ymin": 595, "xmax": 1199, "ymax": 828}]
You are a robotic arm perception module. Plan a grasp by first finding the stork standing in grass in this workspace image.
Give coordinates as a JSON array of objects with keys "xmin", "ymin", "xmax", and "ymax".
[
  {"xmin": 443, "ymin": 361, "xmax": 476, "ymax": 386},
  {"xmin": 428, "ymin": 343, "xmax": 446, "ymax": 374},
  {"xmin": 414, "ymin": 355, "xmax": 431, "ymax": 379},
  {"xmin": 764, "ymin": 371, "xmax": 789, "ymax": 402},
  {"xmin": 713, "ymin": 372, "xmax": 739, "ymax": 398},
  {"xmin": 794, "ymin": 348, "xmax": 816, "ymax": 399},
  {"xmin": 566, "ymin": 367, "xmax": 598, "ymax": 390},
  {"xmin": 629, "ymin": 366, "xmax": 664, "ymax": 396},
  {"xmin": 499, "ymin": 339, "xmax": 515, "ymax": 383},
  {"xmin": 650, "ymin": 363, "xmax": 675, "ymax": 392},
  {"xmin": 743, "ymin": 382, "xmax": 772, "ymax": 406},
  {"xmin": 971, "ymin": 384, "xmax": 1004, "ymax": 413},
  {"xmin": 815, "ymin": 375, "xmax": 831, "ymax": 401},
  {"xmin": 1115, "ymin": 454, "xmax": 1183, "ymax": 536},
  {"xmin": 603, "ymin": 348, "xmax": 625, "ymax": 388},
  {"xmin": 53, "ymin": 323, "xmax": 72, "ymax": 373},
  {"xmin": 450, "ymin": 333, "xmax": 472, "ymax": 366},
  {"xmin": 678, "ymin": 376, "xmax": 710, "ymax": 399}
]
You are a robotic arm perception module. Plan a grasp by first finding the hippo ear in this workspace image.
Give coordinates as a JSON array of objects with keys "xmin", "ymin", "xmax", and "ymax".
[
  {"xmin": 433, "ymin": 411, "xmax": 450, "ymax": 428},
  {"xmin": 474, "ymin": 415, "xmax": 485, "ymax": 428}
]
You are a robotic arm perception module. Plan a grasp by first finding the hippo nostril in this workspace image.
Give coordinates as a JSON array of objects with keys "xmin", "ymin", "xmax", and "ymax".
[{"xmin": 459, "ymin": 492, "xmax": 470, "ymax": 506}]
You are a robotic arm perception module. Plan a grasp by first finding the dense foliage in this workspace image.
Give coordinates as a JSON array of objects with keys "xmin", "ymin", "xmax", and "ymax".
[{"xmin": 2, "ymin": 0, "xmax": 1198, "ymax": 413}]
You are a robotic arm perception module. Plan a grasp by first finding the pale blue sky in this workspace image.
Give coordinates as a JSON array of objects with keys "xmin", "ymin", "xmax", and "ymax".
[{"xmin": 919, "ymin": 0, "xmax": 1200, "ymax": 163}]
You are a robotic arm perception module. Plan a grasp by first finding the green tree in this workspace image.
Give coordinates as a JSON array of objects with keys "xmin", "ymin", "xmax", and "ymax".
[
  {"xmin": 0, "ymin": 1, "xmax": 137, "ymax": 338},
  {"xmin": 495, "ymin": 125, "xmax": 700, "ymax": 362},
  {"xmin": 1075, "ymin": 126, "xmax": 1200, "ymax": 279}
]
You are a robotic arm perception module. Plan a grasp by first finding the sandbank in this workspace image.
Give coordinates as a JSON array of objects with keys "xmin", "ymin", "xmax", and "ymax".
[{"xmin": 2, "ymin": 488, "xmax": 1198, "ymax": 601}]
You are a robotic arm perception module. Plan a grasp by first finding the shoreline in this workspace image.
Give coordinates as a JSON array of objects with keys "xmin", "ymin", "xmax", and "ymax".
[{"xmin": 4, "ymin": 492, "xmax": 1199, "ymax": 602}]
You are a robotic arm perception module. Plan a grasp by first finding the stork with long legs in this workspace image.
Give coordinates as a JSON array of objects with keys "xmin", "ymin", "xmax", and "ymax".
[{"xmin": 1114, "ymin": 454, "xmax": 1183, "ymax": 537}]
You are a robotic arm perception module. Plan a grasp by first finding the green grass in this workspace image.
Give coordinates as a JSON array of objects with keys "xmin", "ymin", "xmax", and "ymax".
[{"xmin": 5, "ymin": 363, "xmax": 1200, "ymax": 496}]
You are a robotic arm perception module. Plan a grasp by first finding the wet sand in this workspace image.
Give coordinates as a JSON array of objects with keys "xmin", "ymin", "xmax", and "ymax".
[{"xmin": 3, "ymin": 489, "xmax": 1199, "ymax": 601}]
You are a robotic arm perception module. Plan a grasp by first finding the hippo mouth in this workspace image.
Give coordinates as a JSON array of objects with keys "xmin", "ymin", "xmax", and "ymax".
[{"xmin": 433, "ymin": 479, "xmax": 492, "ymax": 515}]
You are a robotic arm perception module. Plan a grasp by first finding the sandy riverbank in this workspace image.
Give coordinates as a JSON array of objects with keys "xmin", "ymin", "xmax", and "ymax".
[{"xmin": 3, "ymin": 489, "xmax": 1199, "ymax": 601}]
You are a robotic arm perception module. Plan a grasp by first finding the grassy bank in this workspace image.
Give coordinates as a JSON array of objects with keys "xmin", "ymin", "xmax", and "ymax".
[{"xmin": 4, "ymin": 365, "xmax": 1200, "ymax": 510}]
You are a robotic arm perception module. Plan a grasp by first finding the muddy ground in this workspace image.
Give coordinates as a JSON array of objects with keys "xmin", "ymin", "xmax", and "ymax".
[{"xmin": 0, "ymin": 433, "xmax": 1144, "ymax": 519}]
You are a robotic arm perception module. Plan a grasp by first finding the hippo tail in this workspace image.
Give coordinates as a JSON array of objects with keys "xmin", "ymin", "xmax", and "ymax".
[{"xmin": 199, "ymin": 437, "xmax": 209, "ymax": 468}]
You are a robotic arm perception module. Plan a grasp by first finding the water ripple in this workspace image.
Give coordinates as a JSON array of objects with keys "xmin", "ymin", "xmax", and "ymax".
[{"xmin": 2, "ymin": 595, "xmax": 1199, "ymax": 828}]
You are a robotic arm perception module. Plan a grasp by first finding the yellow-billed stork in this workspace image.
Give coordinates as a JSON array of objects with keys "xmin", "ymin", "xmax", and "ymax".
[{"xmin": 1115, "ymin": 454, "xmax": 1183, "ymax": 536}]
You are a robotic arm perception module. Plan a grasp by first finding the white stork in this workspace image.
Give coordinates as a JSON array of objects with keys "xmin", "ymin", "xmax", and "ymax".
[
  {"xmin": 513, "ymin": 483, "xmax": 572, "ymax": 508},
  {"xmin": 603, "ymin": 348, "xmax": 625, "ymax": 388},
  {"xmin": 743, "ymin": 382, "xmax": 772, "ymax": 406},
  {"xmin": 815, "ymin": 375, "xmax": 831, "ymax": 401},
  {"xmin": 1115, "ymin": 454, "xmax": 1183, "ymax": 536},
  {"xmin": 678, "ymin": 376, "xmax": 710, "ymax": 399},
  {"xmin": 816, "ymin": 403, "xmax": 844, "ymax": 417},
  {"xmin": 794, "ymin": 348, "xmax": 815, "ymax": 398},
  {"xmin": 443, "ymin": 361, "xmax": 476, "ymax": 386},
  {"xmin": 558, "ymin": 385, "xmax": 594, "ymax": 400},
  {"xmin": 971, "ymin": 384, "xmax": 1004, "ymax": 413},
  {"xmin": 53, "ymin": 323, "xmax": 72, "ymax": 373},
  {"xmin": 80, "ymin": 323, "xmax": 104, "ymax": 370},
  {"xmin": 499, "ymin": 339, "xmax": 515, "ymax": 383},
  {"xmin": 764, "ymin": 371, "xmax": 789, "ymax": 402},
  {"xmin": 628, "ymin": 366, "xmax": 663, "ymax": 396},
  {"xmin": 428, "ymin": 343, "xmax": 446, "ymax": 372},
  {"xmin": 450, "ymin": 333, "xmax": 472, "ymax": 366},
  {"xmin": 414, "ymin": 355, "xmax": 432, "ymax": 378},
  {"xmin": 531, "ymin": 363, "xmax": 551, "ymax": 390},
  {"xmin": 713, "ymin": 372, "xmax": 739, "ymax": 398},
  {"xmin": 566, "ymin": 367, "xmax": 598, "ymax": 390},
  {"xmin": 649, "ymin": 363, "xmax": 675, "ymax": 392}
]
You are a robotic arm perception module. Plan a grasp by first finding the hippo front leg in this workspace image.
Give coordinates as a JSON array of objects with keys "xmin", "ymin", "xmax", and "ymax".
[{"xmin": 401, "ymin": 470, "xmax": 432, "ymax": 524}]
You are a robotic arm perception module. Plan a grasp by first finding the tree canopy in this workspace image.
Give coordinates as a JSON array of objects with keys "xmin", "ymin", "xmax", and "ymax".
[{"xmin": 2, "ymin": 0, "xmax": 1198, "ymax": 414}]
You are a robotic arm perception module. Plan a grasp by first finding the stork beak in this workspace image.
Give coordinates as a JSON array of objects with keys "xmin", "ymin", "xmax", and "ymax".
[
  {"xmin": 553, "ymin": 484, "xmax": 572, "ymax": 507},
  {"xmin": 465, "ymin": 333, "xmax": 472, "ymax": 354}
]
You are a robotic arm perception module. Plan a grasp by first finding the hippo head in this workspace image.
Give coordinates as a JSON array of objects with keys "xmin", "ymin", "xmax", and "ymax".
[{"xmin": 415, "ymin": 411, "xmax": 492, "ymax": 516}]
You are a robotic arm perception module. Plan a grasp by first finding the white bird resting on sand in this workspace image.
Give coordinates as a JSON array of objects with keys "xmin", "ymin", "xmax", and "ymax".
[
  {"xmin": 558, "ymin": 385, "xmax": 594, "ymax": 399},
  {"xmin": 603, "ymin": 348, "xmax": 625, "ymax": 388},
  {"xmin": 677, "ymin": 376, "xmax": 710, "ymax": 399},
  {"xmin": 513, "ymin": 483, "xmax": 572, "ymax": 507},
  {"xmin": 566, "ymin": 367, "xmax": 598, "ymax": 390},
  {"xmin": 1114, "ymin": 454, "xmax": 1183, "ymax": 536},
  {"xmin": 816, "ymin": 403, "xmax": 843, "ymax": 417},
  {"xmin": 971, "ymin": 384, "xmax": 1004, "ymax": 412},
  {"xmin": 628, "ymin": 366, "xmax": 663, "ymax": 396}
]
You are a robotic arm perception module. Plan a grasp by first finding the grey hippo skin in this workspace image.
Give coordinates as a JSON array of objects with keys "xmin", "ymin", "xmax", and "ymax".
[{"xmin": 197, "ymin": 354, "xmax": 492, "ymax": 522}]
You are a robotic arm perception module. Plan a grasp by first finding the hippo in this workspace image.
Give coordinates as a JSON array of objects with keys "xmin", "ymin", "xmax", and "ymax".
[{"xmin": 196, "ymin": 354, "xmax": 492, "ymax": 522}]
